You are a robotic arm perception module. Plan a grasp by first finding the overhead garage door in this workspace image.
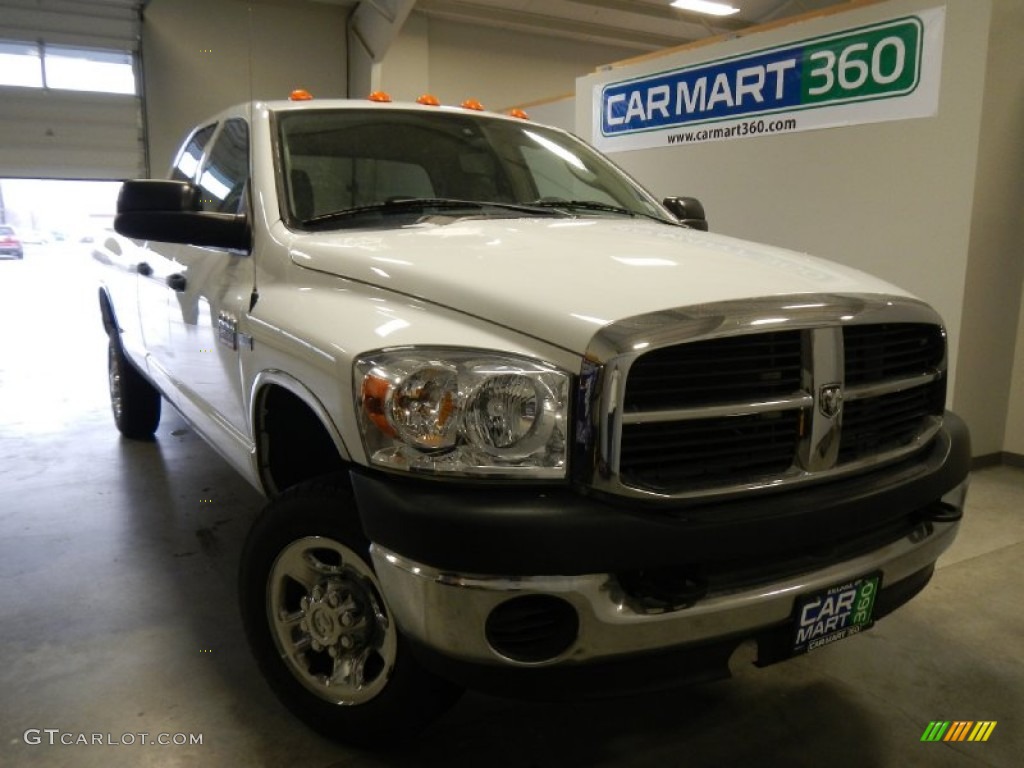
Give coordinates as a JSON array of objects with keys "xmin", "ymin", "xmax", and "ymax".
[{"xmin": 0, "ymin": 0, "xmax": 145, "ymax": 179}]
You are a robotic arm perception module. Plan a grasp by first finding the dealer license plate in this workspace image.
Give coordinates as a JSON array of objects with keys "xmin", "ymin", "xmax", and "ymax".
[{"xmin": 792, "ymin": 573, "xmax": 880, "ymax": 655}]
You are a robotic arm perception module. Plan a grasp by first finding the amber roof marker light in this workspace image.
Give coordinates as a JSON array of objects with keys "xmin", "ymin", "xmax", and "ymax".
[
  {"xmin": 460, "ymin": 98, "xmax": 485, "ymax": 111},
  {"xmin": 289, "ymin": 89, "xmax": 313, "ymax": 101},
  {"xmin": 417, "ymin": 94, "xmax": 441, "ymax": 106},
  {"xmin": 508, "ymin": 108, "xmax": 530, "ymax": 120},
  {"xmin": 368, "ymin": 91, "xmax": 393, "ymax": 103}
]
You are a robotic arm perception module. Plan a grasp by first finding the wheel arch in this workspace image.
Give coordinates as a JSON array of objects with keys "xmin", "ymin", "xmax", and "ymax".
[
  {"xmin": 98, "ymin": 285, "xmax": 119, "ymax": 337},
  {"xmin": 250, "ymin": 371, "xmax": 354, "ymax": 498}
]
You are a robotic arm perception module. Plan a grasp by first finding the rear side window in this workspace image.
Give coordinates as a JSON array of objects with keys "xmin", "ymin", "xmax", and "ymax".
[
  {"xmin": 170, "ymin": 123, "xmax": 216, "ymax": 182},
  {"xmin": 198, "ymin": 119, "xmax": 249, "ymax": 214}
]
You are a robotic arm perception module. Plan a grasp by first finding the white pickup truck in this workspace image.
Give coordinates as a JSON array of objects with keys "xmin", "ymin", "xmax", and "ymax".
[{"xmin": 98, "ymin": 94, "xmax": 970, "ymax": 746}]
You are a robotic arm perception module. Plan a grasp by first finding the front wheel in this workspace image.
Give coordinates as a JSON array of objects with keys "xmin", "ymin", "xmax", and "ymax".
[
  {"xmin": 107, "ymin": 336, "xmax": 161, "ymax": 439},
  {"xmin": 239, "ymin": 478, "xmax": 462, "ymax": 746}
]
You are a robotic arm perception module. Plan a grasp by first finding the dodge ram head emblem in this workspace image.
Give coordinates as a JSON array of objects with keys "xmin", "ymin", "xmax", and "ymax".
[{"xmin": 819, "ymin": 384, "xmax": 844, "ymax": 419}]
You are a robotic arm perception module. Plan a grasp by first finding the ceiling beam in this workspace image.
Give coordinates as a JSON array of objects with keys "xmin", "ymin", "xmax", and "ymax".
[{"xmin": 415, "ymin": 0, "xmax": 696, "ymax": 51}]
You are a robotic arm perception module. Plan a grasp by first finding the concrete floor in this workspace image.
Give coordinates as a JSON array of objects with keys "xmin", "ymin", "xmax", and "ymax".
[{"xmin": 1, "ymin": 245, "xmax": 1022, "ymax": 768}]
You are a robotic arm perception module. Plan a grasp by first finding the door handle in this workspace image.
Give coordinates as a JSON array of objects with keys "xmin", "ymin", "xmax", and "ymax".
[
  {"xmin": 136, "ymin": 262, "xmax": 152, "ymax": 276},
  {"xmin": 166, "ymin": 273, "xmax": 187, "ymax": 291}
]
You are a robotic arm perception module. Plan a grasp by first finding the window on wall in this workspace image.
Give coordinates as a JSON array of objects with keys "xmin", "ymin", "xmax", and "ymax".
[
  {"xmin": 0, "ymin": 41, "xmax": 43, "ymax": 88},
  {"xmin": 45, "ymin": 46, "xmax": 136, "ymax": 94},
  {"xmin": 0, "ymin": 40, "xmax": 136, "ymax": 95}
]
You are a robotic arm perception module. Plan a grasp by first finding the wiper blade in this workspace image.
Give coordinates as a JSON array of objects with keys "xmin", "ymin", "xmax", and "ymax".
[
  {"xmin": 529, "ymin": 199, "xmax": 639, "ymax": 217},
  {"xmin": 529, "ymin": 199, "xmax": 672, "ymax": 224},
  {"xmin": 301, "ymin": 198, "xmax": 564, "ymax": 228}
]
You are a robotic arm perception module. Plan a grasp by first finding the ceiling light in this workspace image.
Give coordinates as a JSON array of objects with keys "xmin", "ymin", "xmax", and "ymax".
[{"xmin": 670, "ymin": 0, "xmax": 741, "ymax": 17}]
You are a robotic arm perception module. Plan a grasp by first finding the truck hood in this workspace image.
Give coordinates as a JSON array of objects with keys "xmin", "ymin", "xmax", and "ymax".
[{"xmin": 290, "ymin": 217, "xmax": 910, "ymax": 355}]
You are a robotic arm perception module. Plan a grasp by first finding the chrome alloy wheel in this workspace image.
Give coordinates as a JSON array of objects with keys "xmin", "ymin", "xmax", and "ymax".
[
  {"xmin": 108, "ymin": 340, "xmax": 123, "ymax": 423},
  {"xmin": 267, "ymin": 536, "xmax": 397, "ymax": 705}
]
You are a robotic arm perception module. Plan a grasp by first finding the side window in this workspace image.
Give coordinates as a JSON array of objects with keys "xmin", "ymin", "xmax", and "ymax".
[
  {"xmin": 170, "ymin": 124, "xmax": 216, "ymax": 182},
  {"xmin": 198, "ymin": 119, "xmax": 249, "ymax": 214}
]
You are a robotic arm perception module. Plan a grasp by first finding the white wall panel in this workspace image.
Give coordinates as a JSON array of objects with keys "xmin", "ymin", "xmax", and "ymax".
[
  {"xmin": 379, "ymin": 12, "xmax": 643, "ymax": 112},
  {"xmin": 142, "ymin": 0, "xmax": 347, "ymax": 177}
]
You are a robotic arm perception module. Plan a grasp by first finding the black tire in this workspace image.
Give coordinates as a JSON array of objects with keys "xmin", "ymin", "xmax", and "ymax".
[
  {"xmin": 107, "ymin": 335, "xmax": 161, "ymax": 439},
  {"xmin": 239, "ymin": 477, "xmax": 462, "ymax": 746}
]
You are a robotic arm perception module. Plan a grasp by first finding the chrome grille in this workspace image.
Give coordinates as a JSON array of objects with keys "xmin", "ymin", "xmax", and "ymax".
[{"xmin": 582, "ymin": 296, "xmax": 948, "ymax": 500}]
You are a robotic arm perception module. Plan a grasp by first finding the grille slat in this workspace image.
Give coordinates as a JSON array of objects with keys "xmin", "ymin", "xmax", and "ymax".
[
  {"xmin": 624, "ymin": 331, "xmax": 803, "ymax": 410},
  {"xmin": 844, "ymin": 324, "xmax": 944, "ymax": 386},
  {"xmin": 616, "ymin": 323, "xmax": 945, "ymax": 495},
  {"xmin": 621, "ymin": 413, "xmax": 799, "ymax": 490},
  {"xmin": 839, "ymin": 387, "xmax": 937, "ymax": 464}
]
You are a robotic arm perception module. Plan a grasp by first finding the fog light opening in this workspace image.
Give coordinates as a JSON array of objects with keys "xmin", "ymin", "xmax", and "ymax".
[{"xmin": 485, "ymin": 594, "xmax": 579, "ymax": 663}]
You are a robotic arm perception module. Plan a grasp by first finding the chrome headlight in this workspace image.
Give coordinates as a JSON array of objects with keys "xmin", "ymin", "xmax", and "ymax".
[{"xmin": 355, "ymin": 349, "xmax": 569, "ymax": 478}]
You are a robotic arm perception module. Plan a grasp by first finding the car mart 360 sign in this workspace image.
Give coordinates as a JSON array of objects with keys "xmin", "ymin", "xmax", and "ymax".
[{"xmin": 592, "ymin": 8, "xmax": 945, "ymax": 151}]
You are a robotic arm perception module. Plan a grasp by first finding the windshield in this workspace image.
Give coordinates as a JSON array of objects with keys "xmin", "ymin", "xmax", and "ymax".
[{"xmin": 275, "ymin": 108, "xmax": 673, "ymax": 229}]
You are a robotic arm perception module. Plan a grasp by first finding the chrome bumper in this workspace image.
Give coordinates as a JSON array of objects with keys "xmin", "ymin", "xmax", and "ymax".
[{"xmin": 370, "ymin": 481, "xmax": 966, "ymax": 668}]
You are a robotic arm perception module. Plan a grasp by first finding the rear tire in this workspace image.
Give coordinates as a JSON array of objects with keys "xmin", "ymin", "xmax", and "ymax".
[
  {"xmin": 239, "ymin": 477, "xmax": 462, "ymax": 746},
  {"xmin": 107, "ymin": 336, "xmax": 161, "ymax": 439}
]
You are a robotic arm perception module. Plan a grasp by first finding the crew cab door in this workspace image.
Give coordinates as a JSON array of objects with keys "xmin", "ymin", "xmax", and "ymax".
[
  {"xmin": 163, "ymin": 118, "xmax": 255, "ymax": 449},
  {"xmin": 138, "ymin": 123, "xmax": 217, "ymax": 372}
]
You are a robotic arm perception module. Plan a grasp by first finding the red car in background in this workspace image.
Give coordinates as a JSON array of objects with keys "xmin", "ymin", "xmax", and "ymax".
[{"xmin": 0, "ymin": 225, "xmax": 23, "ymax": 259}]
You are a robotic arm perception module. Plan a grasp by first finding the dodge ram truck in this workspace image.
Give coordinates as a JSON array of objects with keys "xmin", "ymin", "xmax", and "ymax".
[{"xmin": 97, "ymin": 92, "xmax": 970, "ymax": 745}]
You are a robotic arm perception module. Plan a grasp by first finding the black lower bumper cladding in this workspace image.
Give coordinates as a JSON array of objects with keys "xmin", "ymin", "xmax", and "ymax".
[{"xmin": 352, "ymin": 412, "xmax": 970, "ymax": 578}]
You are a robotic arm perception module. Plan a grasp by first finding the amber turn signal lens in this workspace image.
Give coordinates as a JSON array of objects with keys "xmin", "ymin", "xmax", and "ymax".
[{"xmin": 361, "ymin": 375, "xmax": 397, "ymax": 437}]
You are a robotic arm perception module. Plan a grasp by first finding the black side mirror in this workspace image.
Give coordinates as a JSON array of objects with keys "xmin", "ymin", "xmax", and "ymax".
[
  {"xmin": 662, "ymin": 196, "xmax": 708, "ymax": 231},
  {"xmin": 115, "ymin": 180, "xmax": 250, "ymax": 251}
]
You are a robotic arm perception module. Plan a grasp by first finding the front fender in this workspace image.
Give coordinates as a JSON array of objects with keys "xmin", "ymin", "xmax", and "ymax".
[{"xmin": 249, "ymin": 369, "xmax": 353, "ymax": 463}]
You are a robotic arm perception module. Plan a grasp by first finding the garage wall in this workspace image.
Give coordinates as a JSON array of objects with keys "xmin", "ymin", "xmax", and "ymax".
[
  {"xmin": 577, "ymin": 0, "xmax": 1008, "ymax": 456},
  {"xmin": 983, "ymin": 0, "xmax": 1024, "ymax": 458},
  {"xmin": 522, "ymin": 95, "xmax": 577, "ymax": 133},
  {"xmin": 141, "ymin": 0, "xmax": 347, "ymax": 176},
  {"xmin": 379, "ymin": 12, "xmax": 643, "ymax": 111}
]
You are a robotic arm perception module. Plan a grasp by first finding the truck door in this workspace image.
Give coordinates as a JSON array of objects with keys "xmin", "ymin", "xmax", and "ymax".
[
  {"xmin": 165, "ymin": 118, "xmax": 255, "ymax": 452},
  {"xmin": 138, "ymin": 123, "xmax": 217, "ymax": 383}
]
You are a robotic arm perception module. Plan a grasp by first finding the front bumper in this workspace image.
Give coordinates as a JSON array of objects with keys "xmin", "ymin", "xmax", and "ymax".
[
  {"xmin": 356, "ymin": 412, "xmax": 969, "ymax": 684},
  {"xmin": 371, "ymin": 495, "xmax": 961, "ymax": 668}
]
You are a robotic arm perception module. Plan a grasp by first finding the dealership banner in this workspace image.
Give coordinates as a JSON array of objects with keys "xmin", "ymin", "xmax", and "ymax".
[{"xmin": 592, "ymin": 7, "xmax": 945, "ymax": 152}]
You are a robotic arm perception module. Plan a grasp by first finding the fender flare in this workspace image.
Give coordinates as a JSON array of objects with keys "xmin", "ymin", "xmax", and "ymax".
[
  {"xmin": 98, "ymin": 285, "xmax": 119, "ymax": 337},
  {"xmin": 249, "ymin": 370, "xmax": 354, "ymax": 488}
]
